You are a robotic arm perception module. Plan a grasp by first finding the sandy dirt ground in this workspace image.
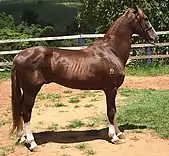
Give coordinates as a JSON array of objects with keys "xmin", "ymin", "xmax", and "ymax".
[{"xmin": 0, "ymin": 76, "xmax": 169, "ymax": 156}]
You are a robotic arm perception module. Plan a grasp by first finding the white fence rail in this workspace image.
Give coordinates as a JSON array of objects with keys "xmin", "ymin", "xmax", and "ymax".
[
  {"xmin": 0, "ymin": 31, "xmax": 169, "ymax": 44},
  {"xmin": 1, "ymin": 42, "xmax": 169, "ymax": 55},
  {"xmin": 0, "ymin": 31, "xmax": 169, "ymax": 67}
]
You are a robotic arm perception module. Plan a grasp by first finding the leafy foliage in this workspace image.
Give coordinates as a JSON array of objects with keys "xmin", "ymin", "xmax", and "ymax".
[
  {"xmin": 0, "ymin": 13, "xmax": 56, "ymax": 51},
  {"xmin": 77, "ymin": 0, "xmax": 169, "ymax": 33},
  {"xmin": 77, "ymin": 0, "xmax": 169, "ymax": 57}
]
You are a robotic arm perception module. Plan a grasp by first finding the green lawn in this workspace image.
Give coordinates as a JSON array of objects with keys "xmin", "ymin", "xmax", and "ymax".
[
  {"xmin": 117, "ymin": 88, "xmax": 169, "ymax": 138},
  {"xmin": 126, "ymin": 64, "xmax": 169, "ymax": 76},
  {"xmin": 0, "ymin": 71, "xmax": 10, "ymax": 81}
]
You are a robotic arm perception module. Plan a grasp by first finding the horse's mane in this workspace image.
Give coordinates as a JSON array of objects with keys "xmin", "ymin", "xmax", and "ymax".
[{"xmin": 103, "ymin": 10, "xmax": 130, "ymax": 40}]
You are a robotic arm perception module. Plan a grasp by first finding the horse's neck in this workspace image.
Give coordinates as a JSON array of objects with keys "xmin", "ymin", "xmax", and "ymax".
[{"xmin": 104, "ymin": 17, "xmax": 133, "ymax": 66}]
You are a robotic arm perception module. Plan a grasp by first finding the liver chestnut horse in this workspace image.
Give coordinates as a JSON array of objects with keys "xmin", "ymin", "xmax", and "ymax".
[{"xmin": 10, "ymin": 6, "xmax": 157, "ymax": 150}]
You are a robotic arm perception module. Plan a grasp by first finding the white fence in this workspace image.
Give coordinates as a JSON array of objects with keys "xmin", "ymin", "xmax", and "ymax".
[{"xmin": 0, "ymin": 31, "xmax": 169, "ymax": 68}]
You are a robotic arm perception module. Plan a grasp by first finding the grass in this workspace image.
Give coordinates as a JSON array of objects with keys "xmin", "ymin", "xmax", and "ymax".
[
  {"xmin": 86, "ymin": 116, "xmax": 107, "ymax": 128},
  {"xmin": 0, "ymin": 146, "xmax": 15, "ymax": 155},
  {"xmin": 78, "ymin": 90, "xmax": 97, "ymax": 99},
  {"xmin": 126, "ymin": 63, "xmax": 169, "ymax": 76},
  {"xmin": 90, "ymin": 98, "xmax": 99, "ymax": 102},
  {"xmin": 85, "ymin": 122, "xmax": 95, "ymax": 128},
  {"xmin": 117, "ymin": 88, "xmax": 169, "ymax": 138},
  {"xmin": 61, "ymin": 115, "xmax": 107, "ymax": 129},
  {"xmin": 60, "ymin": 145, "xmax": 71, "ymax": 149},
  {"xmin": 75, "ymin": 143, "xmax": 95, "ymax": 155},
  {"xmin": 74, "ymin": 105, "xmax": 80, "ymax": 108},
  {"xmin": 75, "ymin": 143, "xmax": 88, "ymax": 150},
  {"xmin": 47, "ymin": 123, "xmax": 58, "ymax": 131},
  {"xmin": 63, "ymin": 90, "xmax": 72, "ymax": 94},
  {"xmin": 0, "ymin": 71, "xmax": 10, "ymax": 81},
  {"xmin": 65, "ymin": 120, "xmax": 85, "ymax": 129},
  {"xmin": 38, "ymin": 93, "xmax": 61, "ymax": 101},
  {"xmin": 0, "ymin": 152, "xmax": 6, "ymax": 156},
  {"xmin": 45, "ymin": 93, "xmax": 61, "ymax": 100},
  {"xmin": 53, "ymin": 102, "xmax": 67, "ymax": 107},
  {"xmin": 68, "ymin": 97, "xmax": 80, "ymax": 103},
  {"xmin": 84, "ymin": 104, "xmax": 94, "ymax": 108},
  {"xmin": 0, "ymin": 119, "xmax": 9, "ymax": 127}
]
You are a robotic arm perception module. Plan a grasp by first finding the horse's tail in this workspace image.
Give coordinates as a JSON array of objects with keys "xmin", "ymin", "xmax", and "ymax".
[{"xmin": 10, "ymin": 61, "xmax": 23, "ymax": 135}]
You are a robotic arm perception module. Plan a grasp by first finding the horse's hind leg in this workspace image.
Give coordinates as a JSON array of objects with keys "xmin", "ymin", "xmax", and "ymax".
[{"xmin": 21, "ymin": 86, "xmax": 41, "ymax": 151}]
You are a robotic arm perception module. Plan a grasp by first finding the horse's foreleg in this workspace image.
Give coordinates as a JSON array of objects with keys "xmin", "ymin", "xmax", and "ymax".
[
  {"xmin": 114, "ymin": 116, "xmax": 125, "ymax": 139},
  {"xmin": 104, "ymin": 88, "xmax": 125, "ymax": 144},
  {"xmin": 21, "ymin": 88, "xmax": 40, "ymax": 151}
]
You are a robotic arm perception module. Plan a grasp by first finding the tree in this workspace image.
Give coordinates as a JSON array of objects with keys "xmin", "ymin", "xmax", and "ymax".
[
  {"xmin": 77, "ymin": 0, "xmax": 169, "ymax": 33},
  {"xmin": 0, "ymin": 13, "xmax": 57, "ymax": 52},
  {"xmin": 0, "ymin": 13, "xmax": 15, "ymax": 29}
]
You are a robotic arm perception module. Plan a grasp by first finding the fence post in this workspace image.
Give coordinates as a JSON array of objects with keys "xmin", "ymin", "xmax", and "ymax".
[
  {"xmin": 78, "ymin": 34, "xmax": 84, "ymax": 46},
  {"xmin": 167, "ymin": 47, "xmax": 169, "ymax": 55},
  {"xmin": 146, "ymin": 47, "xmax": 152, "ymax": 64}
]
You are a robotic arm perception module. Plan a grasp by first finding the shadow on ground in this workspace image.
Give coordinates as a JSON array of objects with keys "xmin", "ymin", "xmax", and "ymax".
[{"xmin": 34, "ymin": 123, "xmax": 147, "ymax": 145}]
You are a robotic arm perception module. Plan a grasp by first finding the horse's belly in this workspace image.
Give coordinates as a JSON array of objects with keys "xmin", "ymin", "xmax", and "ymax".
[
  {"xmin": 51, "ymin": 73, "xmax": 124, "ymax": 90},
  {"xmin": 53, "ymin": 78, "xmax": 104, "ymax": 90}
]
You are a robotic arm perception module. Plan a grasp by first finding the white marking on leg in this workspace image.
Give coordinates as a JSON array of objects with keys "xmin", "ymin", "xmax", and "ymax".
[
  {"xmin": 25, "ymin": 122, "xmax": 37, "ymax": 150},
  {"xmin": 113, "ymin": 116, "xmax": 125, "ymax": 139},
  {"xmin": 108, "ymin": 124, "xmax": 119, "ymax": 142},
  {"xmin": 113, "ymin": 117, "xmax": 121, "ymax": 135},
  {"xmin": 25, "ymin": 122, "xmax": 34, "ymax": 141}
]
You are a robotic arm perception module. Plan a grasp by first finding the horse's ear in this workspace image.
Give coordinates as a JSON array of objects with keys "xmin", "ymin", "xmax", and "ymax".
[
  {"xmin": 137, "ymin": 7, "xmax": 144, "ymax": 17},
  {"xmin": 132, "ymin": 4, "xmax": 138, "ymax": 16},
  {"xmin": 132, "ymin": 5, "xmax": 144, "ymax": 17},
  {"xmin": 133, "ymin": 5, "xmax": 138, "ymax": 12}
]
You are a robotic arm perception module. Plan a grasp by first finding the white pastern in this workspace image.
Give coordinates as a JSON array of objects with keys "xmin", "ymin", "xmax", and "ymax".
[
  {"xmin": 25, "ymin": 122, "xmax": 37, "ymax": 150},
  {"xmin": 108, "ymin": 124, "xmax": 119, "ymax": 142}
]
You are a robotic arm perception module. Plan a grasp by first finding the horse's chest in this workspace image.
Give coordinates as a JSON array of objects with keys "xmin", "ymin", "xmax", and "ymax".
[{"xmin": 101, "ymin": 63, "xmax": 125, "ymax": 88}]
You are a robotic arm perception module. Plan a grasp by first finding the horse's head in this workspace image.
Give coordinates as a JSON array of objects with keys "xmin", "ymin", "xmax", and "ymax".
[{"xmin": 128, "ymin": 6, "xmax": 157, "ymax": 43}]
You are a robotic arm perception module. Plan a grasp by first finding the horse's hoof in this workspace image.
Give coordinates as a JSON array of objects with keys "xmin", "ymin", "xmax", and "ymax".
[
  {"xmin": 111, "ymin": 139, "xmax": 125, "ymax": 145},
  {"xmin": 30, "ymin": 146, "xmax": 40, "ymax": 152},
  {"xmin": 117, "ymin": 132, "xmax": 126, "ymax": 139}
]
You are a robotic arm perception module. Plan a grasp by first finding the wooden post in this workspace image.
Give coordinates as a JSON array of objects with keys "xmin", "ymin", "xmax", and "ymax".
[{"xmin": 146, "ymin": 47, "xmax": 152, "ymax": 64}]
